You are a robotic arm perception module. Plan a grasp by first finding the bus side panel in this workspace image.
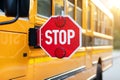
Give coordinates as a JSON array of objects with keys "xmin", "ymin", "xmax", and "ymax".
[
  {"xmin": 0, "ymin": 31, "xmax": 28, "ymax": 80},
  {"xmin": 33, "ymin": 52, "xmax": 85, "ymax": 79}
]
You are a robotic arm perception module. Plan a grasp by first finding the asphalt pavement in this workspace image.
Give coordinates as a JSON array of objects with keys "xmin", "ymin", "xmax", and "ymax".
[{"xmin": 103, "ymin": 50, "xmax": 120, "ymax": 80}]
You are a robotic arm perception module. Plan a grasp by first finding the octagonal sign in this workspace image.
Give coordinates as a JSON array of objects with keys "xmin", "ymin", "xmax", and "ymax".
[{"xmin": 37, "ymin": 16, "xmax": 82, "ymax": 58}]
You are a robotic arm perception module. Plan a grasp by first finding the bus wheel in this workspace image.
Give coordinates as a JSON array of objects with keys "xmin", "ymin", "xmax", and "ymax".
[{"xmin": 96, "ymin": 58, "xmax": 102, "ymax": 80}]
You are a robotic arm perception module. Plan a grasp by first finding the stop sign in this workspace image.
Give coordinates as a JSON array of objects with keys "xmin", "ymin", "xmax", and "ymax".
[{"xmin": 38, "ymin": 16, "xmax": 82, "ymax": 58}]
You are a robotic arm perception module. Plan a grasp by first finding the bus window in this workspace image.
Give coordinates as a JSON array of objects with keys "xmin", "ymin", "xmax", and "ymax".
[
  {"xmin": 97, "ymin": 10, "xmax": 101, "ymax": 33},
  {"xmin": 107, "ymin": 19, "xmax": 112, "ymax": 35},
  {"xmin": 55, "ymin": 0, "xmax": 64, "ymax": 15},
  {"xmin": 94, "ymin": 6, "xmax": 98, "ymax": 32},
  {"xmin": 94, "ymin": 37, "xmax": 112, "ymax": 46},
  {"xmin": 94, "ymin": 37, "xmax": 101, "ymax": 46},
  {"xmin": 99, "ymin": 12, "xmax": 103, "ymax": 33},
  {"xmin": 103, "ymin": 39, "xmax": 110, "ymax": 46},
  {"xmin": 0, "ymin": 1, "xmax": 5, "ymax": 15},
  {"xmin": 101, "ymin": 14, "xmax": 106, "ymax": 34},
  {"xmin": 68, "ymin": 0, "xmax": 74, "ymax": 18},
  {"xmin": 0, "ymin": 0, "xmax": 4, "ymax": 12},
  {"xmin": 76, "ymin": 0, "xmax": 82, "ymax": 26},
  {"xmin": 86, "ymin": 36, "xmax": 93, "ymax": 46},
  {"xmin": 109, "ymin": 20, "xmax": 112, "ymax": 35},
  {"xmin": 82, "ymin": 34, "xmax": 86, "ymax": 47},
  {"xmin": 37, "ymin": 0, "xmax": 52, "ymax": 17},
  {"xmin": 104, "ymin": 16, "xmax": 110, "ymax": 35},
  {"xmin": 87, "ymin": 3, "xmax": 91, "ymax": 30}
]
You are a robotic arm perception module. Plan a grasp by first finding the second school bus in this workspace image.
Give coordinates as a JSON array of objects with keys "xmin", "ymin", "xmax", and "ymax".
[{"xmin": 0, "ymin": 0, "xmax": 113, "ymax": 80}]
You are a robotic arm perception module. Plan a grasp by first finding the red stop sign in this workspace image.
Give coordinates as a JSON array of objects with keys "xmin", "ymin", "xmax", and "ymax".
[{"xmin": 37, "ymin": 16, "xmax": 82, "ymax": 58}]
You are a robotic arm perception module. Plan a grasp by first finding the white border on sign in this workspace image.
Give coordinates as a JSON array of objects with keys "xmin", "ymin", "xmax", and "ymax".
[{"xmin": 40, "ymin": 15, "xmax": 82, "ymax": 59}]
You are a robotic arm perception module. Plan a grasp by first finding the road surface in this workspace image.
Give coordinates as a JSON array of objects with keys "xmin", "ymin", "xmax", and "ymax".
[{"xmin": 103, "ymin": 50, "xmax": 120, "ymax": 80}]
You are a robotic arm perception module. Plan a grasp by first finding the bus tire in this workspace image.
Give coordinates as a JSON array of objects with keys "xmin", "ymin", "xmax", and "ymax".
[{"xmin": 96, "ymin": 64, "xmax": 102, "ymax": 80}]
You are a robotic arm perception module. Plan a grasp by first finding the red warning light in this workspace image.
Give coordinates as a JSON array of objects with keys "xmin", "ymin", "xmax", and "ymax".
[
  {"xmin": 55, "ymin": 16, "xmax": 66, "ymax": 28},
  {"xmin": 54, "ymin": 47, "xmax": 66, "ymax": 58}
]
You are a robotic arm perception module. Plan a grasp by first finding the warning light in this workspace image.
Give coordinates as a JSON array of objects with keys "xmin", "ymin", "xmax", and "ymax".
[
  {"xmin": 54, "ymin": 47, "xmax": 66, "ymax": 58},
  {"xmin": 55, "ymin": 16, "xmax": 66, "ymax": 28}
]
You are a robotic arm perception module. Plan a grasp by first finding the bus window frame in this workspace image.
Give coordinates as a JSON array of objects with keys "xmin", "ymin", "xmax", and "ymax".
[
  {"xmin": 76, "ymin": 7, "xmax": 82, "ymax": 26},
  {"xmin": 87, "ymin": 2, "xmax": 91, "ymax": 30},
  {"xmin": 76, "ymin": 0, "xmax": 82, "ymax": 26},
  {"xmin": 54, "ymin": 0, "xmax": 65, "ymax": 16},
  {"xmin": 37, "ymin": 0, "xmax": 52, "ymax": 18},
  {"xmin": 67, "ymin": 1, "xmax": 75, "ymax": 19}
]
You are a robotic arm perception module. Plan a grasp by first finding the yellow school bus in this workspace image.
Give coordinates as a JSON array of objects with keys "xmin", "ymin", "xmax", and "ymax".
[{"xmin": 0, "ymin": 0, "xmax": 113, "ymax": 80}]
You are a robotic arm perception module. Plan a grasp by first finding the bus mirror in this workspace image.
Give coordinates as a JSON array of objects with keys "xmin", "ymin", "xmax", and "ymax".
[{"xmin": 4, "ymin": 0, "xmax": 30, "ymax": 17}]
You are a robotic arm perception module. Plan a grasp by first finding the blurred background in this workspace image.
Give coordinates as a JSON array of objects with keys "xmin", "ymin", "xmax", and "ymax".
[
  {"xmin": 101, "ymin": 0, "xmax": 120, "ymax": 79},
  {"xmin": 101, "ymin": 0, "xmax": 120, "ymax": 49}
]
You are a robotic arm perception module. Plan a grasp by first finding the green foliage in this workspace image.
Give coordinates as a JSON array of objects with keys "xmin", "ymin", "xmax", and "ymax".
[
  {"xmin": 114, "ymin": 27, "xmax": 120, "ymax": 49},
  {"xmin": 112, "ymin": 9, "xmax": 120, "ymax": 49}
]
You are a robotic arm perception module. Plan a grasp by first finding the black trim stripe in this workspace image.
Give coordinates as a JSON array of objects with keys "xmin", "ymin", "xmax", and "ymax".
[
  {"xmin": 9, "ymin": 75, "xmax": 26, "ymax": 80},
  {"xmin": 45, "ymin": 66, "xmax": 86, "ymax": 80}
]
